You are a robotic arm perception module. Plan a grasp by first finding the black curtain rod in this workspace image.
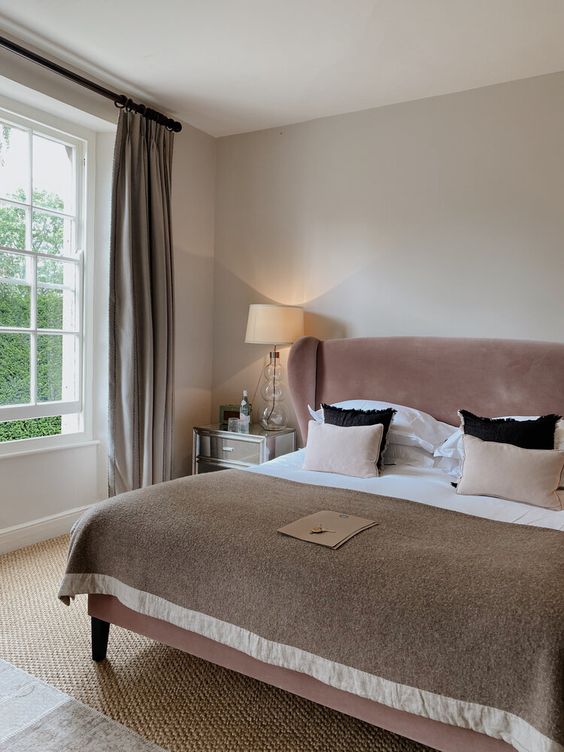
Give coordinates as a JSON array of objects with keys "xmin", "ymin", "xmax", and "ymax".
[{"xmin": 0, "ymin": 34, "xmax": 182, "ymax": 132}]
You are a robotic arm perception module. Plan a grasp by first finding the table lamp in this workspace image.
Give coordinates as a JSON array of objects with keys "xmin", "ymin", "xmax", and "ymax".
[{"xmin": 245, "ymin": 304, "xmax": 304, "ymax": 430}]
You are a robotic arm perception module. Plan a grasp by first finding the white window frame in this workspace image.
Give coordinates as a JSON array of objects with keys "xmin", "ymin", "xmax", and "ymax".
[{"xmin": 0, "ymin": 102, "xmax": 95, "ymax": 454}]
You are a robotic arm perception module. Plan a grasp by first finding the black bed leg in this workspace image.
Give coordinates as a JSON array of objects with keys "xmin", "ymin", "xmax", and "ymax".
[{"xmin": 91, "ymin": 616, "xmax": 110, "ymax": 662}]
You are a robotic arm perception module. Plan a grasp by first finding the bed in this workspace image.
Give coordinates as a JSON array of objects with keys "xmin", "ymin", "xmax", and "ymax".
[{"xmin": 59, "ymin": 336, "xmax": 564, "ymax": 752}]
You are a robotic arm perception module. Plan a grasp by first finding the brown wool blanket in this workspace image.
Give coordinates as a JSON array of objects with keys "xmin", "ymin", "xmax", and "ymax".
[{"xmin": 59, "ymin": 470, "xmax": 564, "ymax": 752}]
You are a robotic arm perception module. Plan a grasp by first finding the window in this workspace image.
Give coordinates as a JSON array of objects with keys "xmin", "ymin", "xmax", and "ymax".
[{"xmin": 0, "ymin": 108, "xmax": 87, "ymax": 445}]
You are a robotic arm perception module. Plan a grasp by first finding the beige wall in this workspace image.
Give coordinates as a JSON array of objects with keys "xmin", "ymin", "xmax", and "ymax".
[
  {"xmin": 172, "ymin": 125, "xmax": 216, "ymax": 476},
  {"xmin": 213, "ymin": 72, "xmax": 564, "ymax": 429}
]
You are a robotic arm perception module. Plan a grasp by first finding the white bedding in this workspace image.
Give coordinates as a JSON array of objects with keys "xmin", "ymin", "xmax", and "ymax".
[{"xmin": 247, "ymin": 449, "xmax": 564, "ymax": 531}]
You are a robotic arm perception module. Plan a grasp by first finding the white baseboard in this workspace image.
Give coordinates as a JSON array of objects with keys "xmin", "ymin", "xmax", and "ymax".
[{"xmin": 0, "ymin": 504, "xmax": 93, "ymax": 555}]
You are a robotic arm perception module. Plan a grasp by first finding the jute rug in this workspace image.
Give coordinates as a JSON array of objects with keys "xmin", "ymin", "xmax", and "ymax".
[{"xmin": 0, "ymin": 536, "xmax": 434, "ymax": 752}]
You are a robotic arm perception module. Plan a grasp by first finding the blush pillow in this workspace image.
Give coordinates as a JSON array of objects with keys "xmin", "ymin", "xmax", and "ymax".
[
  {"xmin": 457, "ymin": 435, "xmax": 564, "ymax": 510},
  {"xmin": 303, "ymin": 421, "xmax": 383, "ymax": 478}
]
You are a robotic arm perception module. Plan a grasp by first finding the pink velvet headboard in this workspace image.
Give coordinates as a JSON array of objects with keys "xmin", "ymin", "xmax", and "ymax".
[{"xmin": 288, "ymin": 336, "xmax": 564, "ymax": 444}]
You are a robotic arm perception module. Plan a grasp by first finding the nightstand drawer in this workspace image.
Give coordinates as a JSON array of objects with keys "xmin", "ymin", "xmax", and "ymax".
[
  {"xmin": 192, "ymin": 424, "xmax": 296, "ymax": 475},
  {"xmin": 203, "ymin": 435, "xmax": 262, "ymax": 465}
]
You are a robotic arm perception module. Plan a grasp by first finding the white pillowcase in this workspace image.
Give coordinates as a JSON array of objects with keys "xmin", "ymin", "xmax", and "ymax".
[
  {"xmin": 308, "ymin": 400, "xmax": 456, "ymax": 454},
  {"xmin": 433, "ymin": 431, "xmax": 465, "ymax": 477},
  {"xmin": 303, "ymin": 421, "xmax": 383, "ymax": 478},
  {"xmin": 433, "ymin": 454, "xmax": 461, "ymax": 477},
  {"xmin": 383, "ymin": 444, "xmax": 435, "ymax": 468},
  {"xmin": 434, "ymin": 416, "xmax": 564, "ymax": 484}
]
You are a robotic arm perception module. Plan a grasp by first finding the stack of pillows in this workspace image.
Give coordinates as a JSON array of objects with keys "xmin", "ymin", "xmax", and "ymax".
[
  {"xmin": 304, "ymin": 401, "xmax": 564, "ymax": 510},
  {"xmin": 305, "ymin": 400, "xmax": 454, "ymax": 476},
  {"xmin": 437, "ymin": 410, "xmax": 564, "ymax": 510}
]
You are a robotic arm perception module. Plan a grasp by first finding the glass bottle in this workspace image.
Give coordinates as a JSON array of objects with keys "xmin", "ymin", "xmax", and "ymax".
[{"xmin": 239, "ymin": 389, "xmax": 250, "ymax": 433}]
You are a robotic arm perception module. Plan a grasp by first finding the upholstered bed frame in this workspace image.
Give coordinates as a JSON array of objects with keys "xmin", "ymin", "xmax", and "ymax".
[
  {"xmin": 288, "ymin": 335, "xmax": 564, "ymax": 444},
  {"xmin": 89, "ymin": 336, "xmax": 564, "ymax": 752}
]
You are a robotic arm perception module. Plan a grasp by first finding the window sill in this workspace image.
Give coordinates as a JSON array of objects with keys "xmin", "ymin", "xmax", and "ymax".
[{"xmin": 0, "ymin": 437, "xmax": 100, "ymax": 461}]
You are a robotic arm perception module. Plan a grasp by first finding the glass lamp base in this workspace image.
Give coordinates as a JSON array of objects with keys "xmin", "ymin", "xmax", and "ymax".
[{"xmin": 260, "ymin": 405, "xmax": 287, "ymax": 431}]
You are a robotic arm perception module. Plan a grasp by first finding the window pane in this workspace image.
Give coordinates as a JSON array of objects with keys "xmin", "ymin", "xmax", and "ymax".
[
  {"xmin": 0, "ymin": 251, "xmax": 32, "ymax": 328},
  {"xmin": 0, "ymin": 332, "xmax": 30, "ymax": 405},
  {"xmin": 0, "ymin": 123, "xmax": 29, "ymax": 203},
  {"xmin": 37, "ymin": 333, "xmax": 78, "ymax": 402},
  {"xmin": 37, "ymin": 258, "xmax": 78, "ymax": 330},
  {"xmin": 0, "ymin": 202, "xmax": 27, "ymax": 250},
  {"xmin": 33, "ymin": 134, "xmax": 74, "ymax": 213},
  {"xmin": 32, "ymin": 209, "xmax": 74, "ymax": 255},
  {"xmin": 0, "ymin": 282, "xmax": 31, "ymax": 328},
  {"xmin": 0, "ymin": 250, "xmax": 27, "ymax": 279},
  {"xmin": 0, "ymin": 415, "xmax": 61, "ymax": 442}
]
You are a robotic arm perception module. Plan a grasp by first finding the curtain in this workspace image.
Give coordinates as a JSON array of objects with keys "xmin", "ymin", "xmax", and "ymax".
[{"xmin": 108, "ymin": 110, "xmax": 175, "ymax": 496}]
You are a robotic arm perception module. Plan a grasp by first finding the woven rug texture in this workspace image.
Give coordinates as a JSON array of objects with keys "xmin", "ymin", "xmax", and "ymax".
[{"xmin": 0, "ymin": 535, "xmax": 434, "ymax": 752}]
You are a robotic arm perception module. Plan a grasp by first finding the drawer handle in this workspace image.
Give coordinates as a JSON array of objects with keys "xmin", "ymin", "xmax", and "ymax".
[{"xmin": 222, "ymin": 447, "xmax": 234, "ymax": 452}]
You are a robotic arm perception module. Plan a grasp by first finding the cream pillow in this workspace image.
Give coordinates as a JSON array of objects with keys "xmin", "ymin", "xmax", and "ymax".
[
  {"xmin": 435, "ymin": 417, "xmax": 564, "ymax": 487},
  {"xmin": 303, "ymin": 421, "xmax": 383, "ymax": 478},
  {"xmin": 457, "ymin": 435, "xmax": 564, "ymax": 510}
]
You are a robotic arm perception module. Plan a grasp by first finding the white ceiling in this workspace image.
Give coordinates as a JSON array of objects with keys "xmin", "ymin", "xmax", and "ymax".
[{"xmin": 1, "ymin": 0, "xmax": 564, "ymax": 137}]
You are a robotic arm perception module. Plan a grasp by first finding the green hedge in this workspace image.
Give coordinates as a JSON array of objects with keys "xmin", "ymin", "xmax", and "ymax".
[
  {"xmin": 0, "ymin": 188, "xmax": 66, "ymax": 442},
  {"xmin": 0, "ymin": 416, "xmax": 61, "ymax": 442}
]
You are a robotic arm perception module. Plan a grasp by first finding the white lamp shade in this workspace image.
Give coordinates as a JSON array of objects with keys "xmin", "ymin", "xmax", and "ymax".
[{"xmin": 245, "ymin": 304, "xmax": 304, "ymax": 345}]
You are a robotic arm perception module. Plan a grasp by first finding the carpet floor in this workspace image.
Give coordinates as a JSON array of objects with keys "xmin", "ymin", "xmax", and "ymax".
[{"xmin": 0, "ymin": 536, "xmax": 434, "ymax": 752}]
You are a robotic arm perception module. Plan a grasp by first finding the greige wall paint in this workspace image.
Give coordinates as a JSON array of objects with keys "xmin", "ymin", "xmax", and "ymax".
[
  {"xmin": 213, "ymin": 72, "xmax": 564, "ymax": 430},
  {"xmin": 172, "ymin": 124, "xmax": 216, "ymax": 476}
]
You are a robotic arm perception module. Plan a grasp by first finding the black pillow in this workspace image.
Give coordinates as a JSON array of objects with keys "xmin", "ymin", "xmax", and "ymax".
[
  {"xmin": 459, "ymin": 410, "xmax": 561, "ymax": 450},
  {"xmin": 322, "ymin": 404, "xmax": 396, "ymax": 467}
]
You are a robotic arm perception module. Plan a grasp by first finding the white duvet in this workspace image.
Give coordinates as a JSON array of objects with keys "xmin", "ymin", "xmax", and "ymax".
[{"xmin": 247, "ymin": 449, "xmax": 564, "ymax": 531}]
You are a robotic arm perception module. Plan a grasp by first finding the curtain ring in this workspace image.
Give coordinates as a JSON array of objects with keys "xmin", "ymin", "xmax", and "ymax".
[{"xmin": 114, "ymin": 94, "xmax": 127, "ymax": 109}]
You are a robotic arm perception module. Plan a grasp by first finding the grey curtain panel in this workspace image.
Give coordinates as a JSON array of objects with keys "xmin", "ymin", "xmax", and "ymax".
[{"xmin": 109, "ymin": 110, "xmax": 175, "ymax": 496}]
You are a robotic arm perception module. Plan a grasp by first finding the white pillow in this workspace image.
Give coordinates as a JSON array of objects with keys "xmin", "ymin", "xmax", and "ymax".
[
  {"xmin": 433, "ymin": 431, "xmax": 465, "ymax": 477},
  {"xmin": 435, "ymin": 416, "xmax": 564, "ymax": 485},
  {"xmin": 433, "ymin": 454, "xmax": 460, "ymax": 477},
  {"xmin": 383, "ymin": 444, "xmax": 435, "ymax": 468},
  {"xmin": 308, "ymin": 400, "xmax": 456, "ymax": 453},
  {"xmin": 308, "ymin": 404, "xmax": 324, "ymax": 423},
  {"xmin": 303, "ymin": 421, "xmax": 383, "ymax": 478}
]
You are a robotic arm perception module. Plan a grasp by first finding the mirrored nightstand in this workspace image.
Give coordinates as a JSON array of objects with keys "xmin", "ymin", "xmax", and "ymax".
[{"xmin": 192, "ymin": 424, "xmax": 296, "ymax": 474}]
